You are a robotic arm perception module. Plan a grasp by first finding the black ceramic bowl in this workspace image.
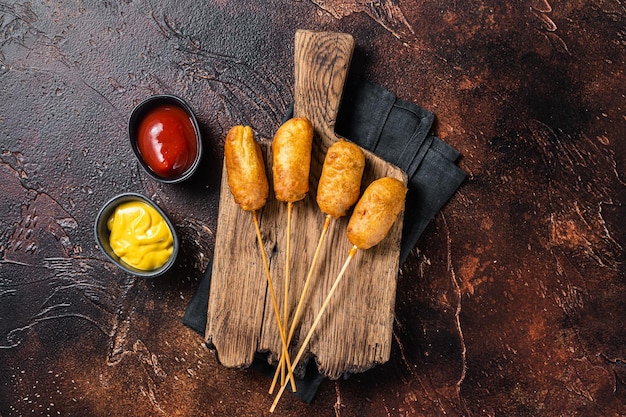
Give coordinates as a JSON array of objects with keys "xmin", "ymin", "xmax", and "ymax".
[
  {"xmin": 129, "ymin": 95, "xmax": 203, "ymax": 183},
  {"xmin": 94, "ymin": 193, "xmax": 179, "ymax": 278}
]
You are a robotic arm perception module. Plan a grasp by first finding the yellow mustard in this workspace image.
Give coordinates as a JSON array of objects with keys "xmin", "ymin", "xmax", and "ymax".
[{"xmin": 107, "ymin": 201, "xmax": 174, "ymax": 270}]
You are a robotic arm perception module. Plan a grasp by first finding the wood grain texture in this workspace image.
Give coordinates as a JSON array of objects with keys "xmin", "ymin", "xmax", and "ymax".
[{"xmin": 206, "ymin": 30, "xmax": 407, "ymax": 379}]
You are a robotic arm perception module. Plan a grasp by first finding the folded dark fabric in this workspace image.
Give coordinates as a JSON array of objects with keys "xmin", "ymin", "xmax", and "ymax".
[
  {"xmin": 182, "ymin": 262, "xmax": 212, "ymax": 334},
  {"xmin": 183, "ymin": 80, "xmax": 466, "ymax": 402},
  {"xmin": 336, "ymin": 82, "xmax": 436, "ymax": 181},
  {"xmin": 250, "ymin": 353, "xmax": 325, "ymax": 403},
  {"xmin": 336, "ymin": 81, "xmax": 466, "ymax": 263}
]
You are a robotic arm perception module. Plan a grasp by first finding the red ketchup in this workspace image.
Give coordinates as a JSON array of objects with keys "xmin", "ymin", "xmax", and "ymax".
[{"xmin": 137, "ymin": 105, "xmax": 198, "ymax": 178}]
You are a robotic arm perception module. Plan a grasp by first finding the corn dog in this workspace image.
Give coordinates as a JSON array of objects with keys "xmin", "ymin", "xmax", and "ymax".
[
  {"xmin": 269, "ymin": 139, "xmax": 364, "ymax": 393},
  {"xmin": 347, "ymin": 177, "xmax": 407, "ymax": 250},
  {"xmin": 224, "ymin": 125, "xmax": 269, "ymax": 211},
  {"xmin": 316, "ymin": 140, "xmax": 365, "ymax": 218},
  {"xmin": 223, "ymin": 124, "xmax": 297, "ymax": 390},
  {"xmin": 270, "ymin": 117, "xmax": 313, "ymax": 389},
  {"xmin": 272, "ymin": 118, "xmax": 314, "ymax": 203}
]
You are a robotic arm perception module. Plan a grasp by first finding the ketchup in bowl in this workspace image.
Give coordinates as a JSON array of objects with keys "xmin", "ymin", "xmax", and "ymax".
[
  {"xmin": 137, "ymin": 104, "xmax": 198, "ymax": 179},
  {"xmin": 129, "ymin": 95, "xmax": 202, "ymax": 183}
]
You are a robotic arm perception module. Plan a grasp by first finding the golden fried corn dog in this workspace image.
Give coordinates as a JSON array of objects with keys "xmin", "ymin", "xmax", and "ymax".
[
  {"xmin": 224, "ymin": 124, "xmax": 297, "ymax": 390},
  {"xmin": 347, "ymin": 177, "xmax": 407, "ymax": 249},
  {"xmin": 272, "ymin": 118, "xmax": 314, "ymax": 202},
  {"xmin": 224, "ymin": 125, "xmax": 269, "ymax": 211},
  {"xmin": 316, "ymin": 140, "xmax": 365, "ymax": 218},
  {"xmin": 269, "ymin": 140, "xmax": 364, "ymax": 393},
  {"xmin": 271, "ymin": 117, "xmax": 313, "ymax": 389}
]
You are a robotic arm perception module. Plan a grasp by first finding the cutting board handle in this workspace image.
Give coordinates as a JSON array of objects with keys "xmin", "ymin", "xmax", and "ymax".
[{"xmin": 294, "ymin": 30, "xmax": 355, "ymax": 146}]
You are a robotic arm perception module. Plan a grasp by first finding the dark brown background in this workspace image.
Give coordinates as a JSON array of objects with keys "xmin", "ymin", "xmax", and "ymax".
[{"xmin": 1, "ymin": 0, "xmax": 624, "ymax": 416}]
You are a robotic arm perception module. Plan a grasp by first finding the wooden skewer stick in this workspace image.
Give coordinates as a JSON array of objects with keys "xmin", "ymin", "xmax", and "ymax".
[
  {"xmin": 269, "ymin": 214, "xmax": 332, "ymax": 394},
  {"xmin": 270, "ymin": 244, "xmax": 358, "ymax": 413},
  {"xmin": 251, "ymin": 210, "xmax": 297, "ymax": 392},
  {"xmin": 280, "ymin": 201, "xmax": 294, "ymax": 386}
]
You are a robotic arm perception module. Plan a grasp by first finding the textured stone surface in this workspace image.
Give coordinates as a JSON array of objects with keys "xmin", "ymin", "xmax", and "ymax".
[{"xmin": 0, "ymin": 0, "xmax": 624, "ymax": 415}]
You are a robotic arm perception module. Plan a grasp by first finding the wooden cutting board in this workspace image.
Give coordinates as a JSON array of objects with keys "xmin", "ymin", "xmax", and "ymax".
[{"xmin": 205, "ymin": 30, "xmax": 407, "ymax": 379}]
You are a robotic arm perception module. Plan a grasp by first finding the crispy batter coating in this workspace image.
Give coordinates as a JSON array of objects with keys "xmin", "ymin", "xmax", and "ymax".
[
  {"xmin": 224, "ymin": 125, "xmax": 269, "ymax": 211},
  {"xmin": 346, "ymin": 177, "xmax": 407, "ymax": 250},
  {"xmin": 316, "ymin": 140, "xmax": 365, "ymax": 218},
  {"xmin": 272, "ymin": 118, "xmax": 313, "ymax": 203}
]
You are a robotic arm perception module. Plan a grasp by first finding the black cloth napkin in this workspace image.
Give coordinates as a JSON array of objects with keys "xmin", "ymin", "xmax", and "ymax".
[
  {"xmin": 335, "ymin": 81, "xmax": 466, "ymax": 263},
  {"xmin": 183, "ymin": 81, "xmax": 466, "ymax": 402}
]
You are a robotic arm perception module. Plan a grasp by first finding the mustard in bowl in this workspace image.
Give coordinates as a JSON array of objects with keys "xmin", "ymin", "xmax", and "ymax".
[{"xmin": 95, "ymin": 193, "xmax": 179, "ymax": 277}]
